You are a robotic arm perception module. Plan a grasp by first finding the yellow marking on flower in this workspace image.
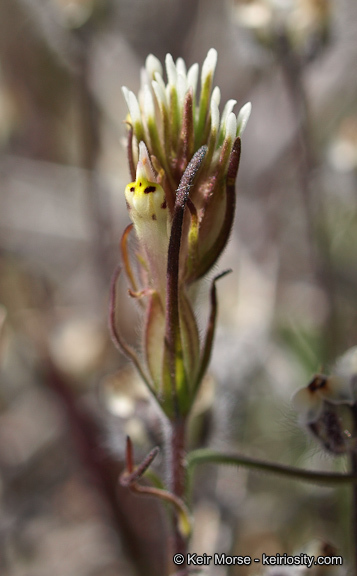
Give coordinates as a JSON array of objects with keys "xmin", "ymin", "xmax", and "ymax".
[
  {"xmin": 124, "ymin": 175, "xmax": 169, "ymax": 300},
  {"xmin": 125, "ymin": 177, "xmax": 167, "ymax": 225}
]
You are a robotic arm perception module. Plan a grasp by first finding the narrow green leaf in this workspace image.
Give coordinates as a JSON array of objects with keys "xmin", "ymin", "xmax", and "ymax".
[{"xmin": 194, "ymin": 270, "xmax": 231, "ymax": 396}]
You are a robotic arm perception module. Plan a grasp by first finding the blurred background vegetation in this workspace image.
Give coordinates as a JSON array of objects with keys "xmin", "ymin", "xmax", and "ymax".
[{"xmin": 1, "ymin": 0, "xmax": 357, "ymax": 574}]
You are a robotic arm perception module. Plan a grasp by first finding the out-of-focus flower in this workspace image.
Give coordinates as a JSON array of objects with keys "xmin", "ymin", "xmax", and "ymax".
[
  {"xmin": 111, "ymin": 50, "xmax": 250, "ymax": 419},
  {"xmin": 232, "ymin": 0, "xmax": 331, "ymax": 59},
  {"xmin": 292, "ymin": 347, "xmax": 357, "ymax": 454},
  {"xmin": 292, "ymin": 347, "xmax": 357, "ymax": 425},
  {"xmin": 292, "ymin": 373, "xmax": 353, "ymax": 425},
  {"xmin": 52, "ymin": 0, "xmax": 97, "ymax": 28}
]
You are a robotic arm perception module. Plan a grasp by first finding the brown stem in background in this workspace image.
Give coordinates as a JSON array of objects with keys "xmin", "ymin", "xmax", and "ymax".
[{"xmin": 42, "ymin": 358, "xmax": 166, "ymax": 576}]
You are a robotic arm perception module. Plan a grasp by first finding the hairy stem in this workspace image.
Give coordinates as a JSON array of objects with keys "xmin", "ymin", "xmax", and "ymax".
[{"xmin": 168, "ymin": 417, "xmax": 188, "ymax": 574}]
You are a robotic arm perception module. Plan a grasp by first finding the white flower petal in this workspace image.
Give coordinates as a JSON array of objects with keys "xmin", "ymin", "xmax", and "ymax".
[
  {"xmin": 122, "ymin": 87, "xmax": 141, "ymax": 125},
  {"xmin": 201, "ymin": 48, "xmax": 217, "ymax": 86},
  {"xmin": 211, "ymin": 86, "xmax": 221, "ymax": 107},
  {"xmin": 187, "ymin": 63, "xmax": 199, "ymax": 95},
  {"xmin": 146, "ymin": 54, "xmax": 163, "ymax": 81},
  {"xmin": 154, "ymin": 71, "xmax": 167, "ymax": 94},
  {"xmin": 292, "ymin": 386, "xmax": 324, "ymax": 424},
  {"xmin": 237, "ymin": 102, "xmax": 252, "ymax": 136},
  {"xmin": 220, "ymin": 99, "xmax": 237, "ymax": 133},
  {"xmin": 224, "ymin": 112, "xmax": 237, "ymax": 142},
  {"xmin": 176, "ymin": 57, "xmax": 187, "ymax": 78},
  {"xmin": 210, "ymin": 99, "xmax": 220, "ymax": 134},
  {"xmin": 143, "ymin": 85, "xmax": 155, "ymax": 121},
  {"xmin": 165, "ymin": 53, "xmax": 177, "ymax": 87},
  {"xmin": 177, "ymin": 73, "xmax": 187, "ymax": 109},
  {"xmin": 152, "ymin": 78, "xmax": 168, "ymax": 110},
  {"xmin": 165, "ymin": 83, "xmax": 171, "ymax": 104}
]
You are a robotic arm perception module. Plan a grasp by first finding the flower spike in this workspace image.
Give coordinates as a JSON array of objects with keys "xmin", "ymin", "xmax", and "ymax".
[{"xmin": 117, "ymin": 50, "xmax": 250, "ymax": 418}]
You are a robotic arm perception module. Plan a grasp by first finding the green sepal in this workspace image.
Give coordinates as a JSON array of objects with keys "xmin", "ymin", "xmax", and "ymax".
[{"xmin": 194, "ymin": 270, "xmax": 231, "ymax": 397}]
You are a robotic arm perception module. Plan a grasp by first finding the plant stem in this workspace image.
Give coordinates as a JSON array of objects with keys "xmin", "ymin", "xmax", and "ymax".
[
  {"xmin": 43, "ymin": 359, "xmax": 161, "ymax": 576},
  {"xmin": 169, "ymin": 416, "xmax": 188, "ymax": 574},
  {"xmin": 187, "ymin": 449, "xmax": 357, "ymax": 486}
]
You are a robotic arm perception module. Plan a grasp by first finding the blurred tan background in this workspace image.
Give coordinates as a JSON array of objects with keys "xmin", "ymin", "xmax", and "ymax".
[{"xmin": 1, "ymin": 0, "xmax": 357, "ymax": 574}]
